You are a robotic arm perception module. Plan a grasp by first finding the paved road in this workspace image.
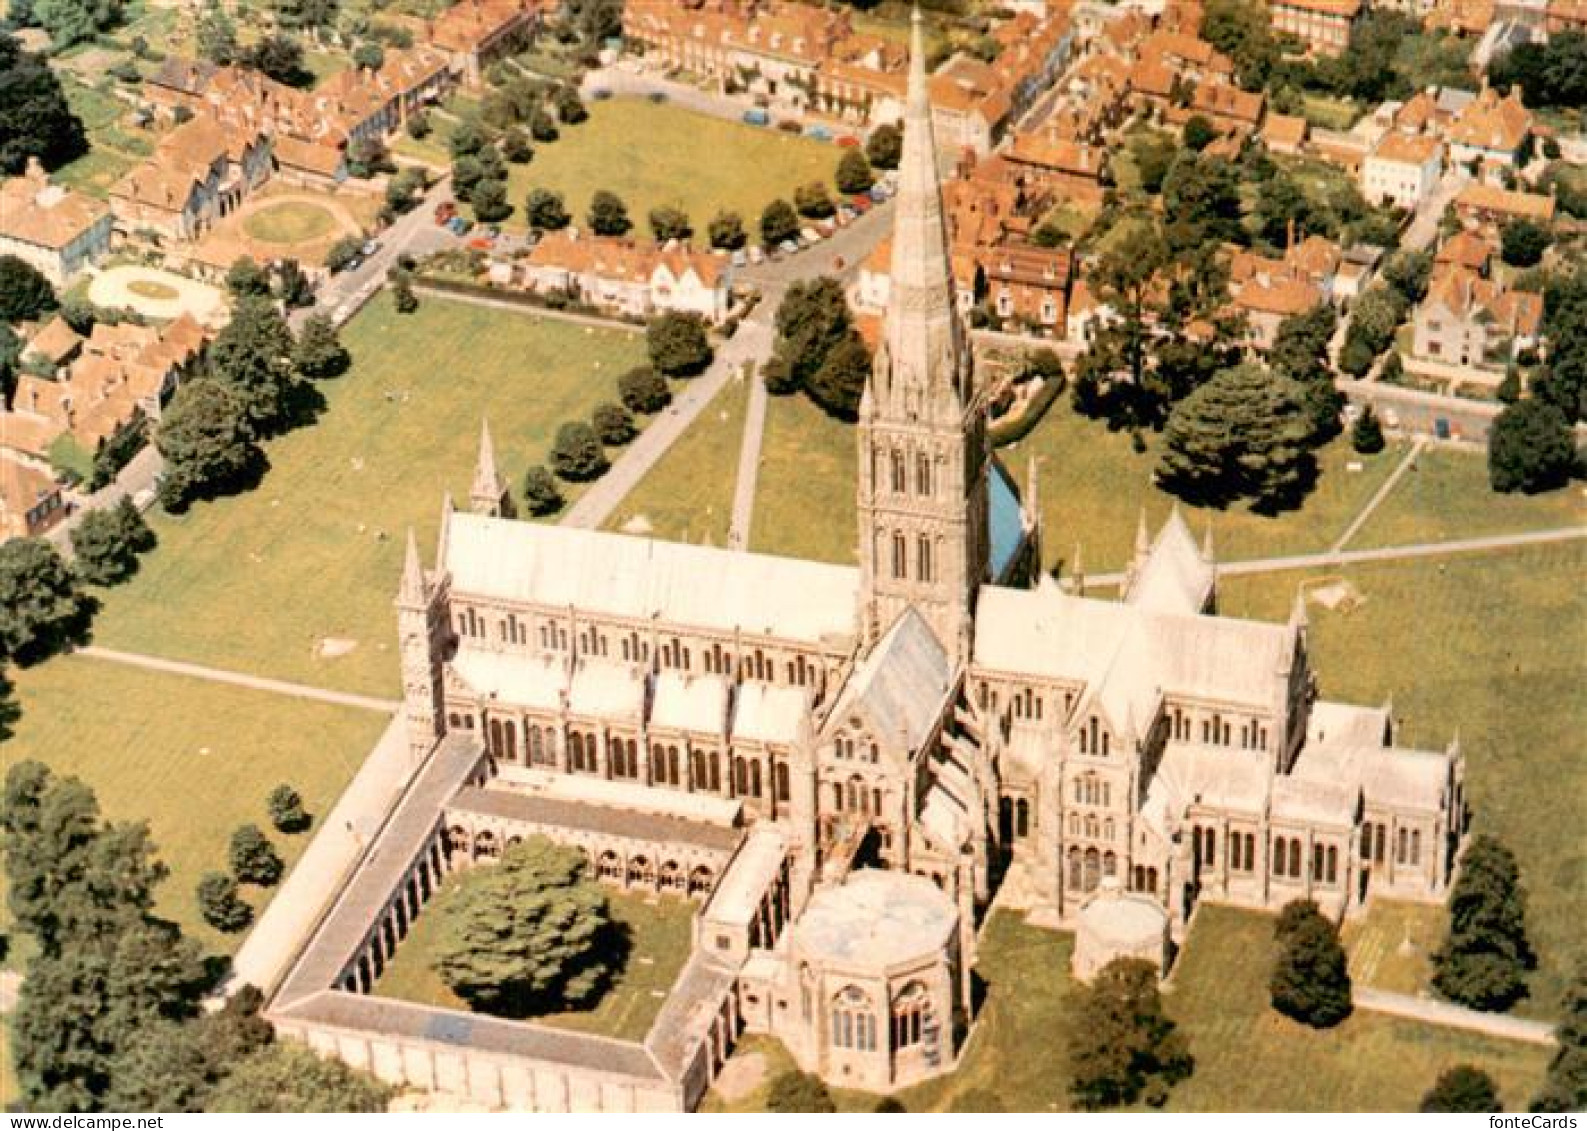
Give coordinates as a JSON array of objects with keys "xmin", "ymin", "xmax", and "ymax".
[
  {"xmin": 1355, "ymin": 987, "xmax": 1556, "ymax": 1046},
  {"xmin": 1089, "ymin": 525, "xmax": 1587, "ymax": 587},
  {"xmin": 77, "ymin": 646, "xmax": 402, "ymax": 713},
  {"xmin": 1329, "ymin": 439, "xmax": 1425, "ymax": 553},
  {"xmin": 727, "ymin": 367, "xmax": 770, "ymax": 550},
  {"xmin": 407, "ymin": 283, "xmax": 637, "ymax": 333}
]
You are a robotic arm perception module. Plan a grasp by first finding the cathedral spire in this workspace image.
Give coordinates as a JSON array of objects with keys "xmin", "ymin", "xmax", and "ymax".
[
  {"xmin": 875, "ymin": 5, "xmax": 966, "ymax": 415},
  {"xmin": 470, "ymin": 418, "xmax": 514, "ymax": 517},
  {"xmin": 398, "ymin": 526, "xmax": 427, "ymax": 607}
]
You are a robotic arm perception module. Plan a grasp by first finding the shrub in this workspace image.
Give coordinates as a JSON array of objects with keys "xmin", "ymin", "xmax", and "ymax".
[
  {"xmin": 646, "ymin": 312, "xmax": 713, "ymax": 377},
  {"xmin": 549, "ymin": 421, "xmax": 607, "ymax": 482},
  {"xmin": 1269, "ymin": 900, "xmax": 1353, "ymax": 1028},
  {"xmin": 1351, "ymin": 405, "xmax": 1385, "ymax": 454},
  {"xmin": 229, "ymin": 824, "xmax": 284, "ymax": 887},
  {"xmin": 591, "ymin": 402, "xmax": 635, "ymax": 445},
  {"xmin": 196, "ymin": 871, "xmax": 253, "ymax": 933},
  {"xmin": 267, "ymin": 783, "xmax": 310, "ymax": 833},
  {"xmin": 618, "ymin": 365, "xmax": 670, "ymax": 414},
  {"xmin": 522, "ymin": 465, "xmax": 564, "ymax": 516}
]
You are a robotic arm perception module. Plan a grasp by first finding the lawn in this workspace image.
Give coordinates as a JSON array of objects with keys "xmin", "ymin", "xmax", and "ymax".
[
  {"xmin": 87, "ymin": 292, "xmax": 646, "ymax": 696},
  {"xmin": 0, "ymin": 655, "xmax": 387, "ymax": 957},
  {"xmin": 493, "ymin": 98, "xmax": 839, "ymax": 239},
  {"xmin": 1219, "ymin": 541, "xmax": 1587, "ymax": 1014},
  {"xmin": 603, "ymin": 370, "xmax": 750, "ymax": 546},
  {"xmin": 749, "ymin": 392, "xmax": 857, "ymax": 565},
  {"xmin": 373, "ymin": 883, "xmax": 695, "ymax": 1042},
  {"xmin": 1341, "ymin": 900, "xmax": 1447, "ymax": 996},
  {"xmin": 1166, "ymin": 906, "xmax": 1551, "ymax": 1111},
  {"xmin": 1349, "ymin": 447, "xmax": 1587, "ymax": 549},
  {"xmin": 1299, "ymin": 92, "xmax": 1362, "ymax": 131},
  {"xmin": 52, "ymin": 76, "xmax": 156, "ymax": 199},
  {"xmin": 242, "ymin": 200, "xmax": 340, "ymax": 245}
]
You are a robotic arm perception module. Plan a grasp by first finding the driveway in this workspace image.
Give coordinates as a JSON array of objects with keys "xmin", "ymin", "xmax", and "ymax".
[{"xmin": 89, "ymin": 265, "xmax": 227, "ymax": 324}]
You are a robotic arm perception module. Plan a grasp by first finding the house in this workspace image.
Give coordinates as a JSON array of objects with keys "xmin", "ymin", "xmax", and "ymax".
[
  {"xmin": 519, "ymin": 233, "xmax": 732, "ymax": 323},
  {"xmin": 0, "ymin": 449, "xmax": 66, "ymax": 542},
  {"xmin": 1173, "ymin": 80, "xmax": 1265, "ymax": 136},
  {"xmin": 1003, "ymin": 133, "xmax": 1106, "ymax": 205},
  {"xmin": 108, "ymin": 116, "xmax": 271, "ymax": 243},
  {"xmin": 1412, "ymin": 267, "xmax": 1543, "ymax": 368},
  {"xmin": 1546, "ymin": 0, "xmax": 1587, "ymax": 33},
  {"xmin": 0, "ymin": 159, "xmax": 113, "ymax": 286},
  {"xmin": 20, "ymin": 317, "xmax": 85, "ymax": 373},
  {"xmin": 1228, "ymin": 243, "xmax": 1332, "ymax": 347},
  {"xmin": 1269, "ymin": 0, "xmax": 1364, "ymax": 54},
  {"xmin": 427, "ymin": 0, "xmax": 543, "ymax": 85},
  {"xmin": 1445, "ymin": 82, "xmax": 1533, "ymax": 178},
  {"xmin": 1261, "ymin": 112, "xmax": 1310, "ymax": 155},
  {"xmin": 929, "ymin": 55, "xmax": 1014, "ymax": 156},
  {"xmin": 1434, "ymin": 228, "xmax": 1497, "ymax": 275},
  {"xmin": 1333, "ymin": 244, "xmax": 1383, "ymax": 303},
  {"xmin": 982, "ymin": 243, "xmax": 1074, "ymax": 329},
  {"xmin": 1361, "ymin": 131, "xmax": 1444, "ymax": 209},
  {"xmin": 1452, "ymin": 182, "xmax": 1557, "ymax": 229}
]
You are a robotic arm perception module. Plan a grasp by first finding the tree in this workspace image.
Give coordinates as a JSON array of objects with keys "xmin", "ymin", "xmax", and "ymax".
[
  {"xmin": 1532, "ymin": 962, "xmax": 1587, "ymax": 1112},
  {"xmin": 195, "ymin": 3, "xmax": 239, "ymax": 64},
  {"xmin": 471, "ymin": 178, "xmax": 512, "ymax": 223},
  {"xmin": 1500, "ymin": 219, "xmax": 1551, "ymax": 268},
  {"xmin": 0, "ymin": 255, "xmax": 58, "ymax": 323},
  {"xmin": 392, "ymin": 270, "xmax": 419, "ymax": 314},
  {"xmin": 618, "ymin": 365, "xmax": 670, "ymax": 414},
  {"xmin": 0, "ymin": 538, "xmax": 90, "ymax": 665},
  {"xmin": 1490, "ymin": 30, "xmax": 1587, "ymax": 110},
  {"xmin": 449, "ymin": 119, "xmax": 485, "ymax": 159},
  {"xmin": 1421, "ymin": 1065, "xmax": 1503, "ymax": 1113},
  {"xmin": 1488, "ymin": 400, "xmax": 1576, "ymax": 494},
  {"xmin": 1202, "ymin": 0, "xmax": 1276, "ymax": 89},
  {"xmin": 1351, "ymin": 405, "xmax": 1385, "ymax": 454},
  {"xmin": 765, "ymin": 1070, "xmax": 836, "ymax": 1113},
  {"xmin": 1, "ymin": 321, "xmax": 22, "ymax": 407},
  {"xmin": 836, "ymin": 148, "xmax": 874, "ymax": 194},
  {"xmin": 385, "ymin": 166, "xmax": 426, "ymax": 214},
  {"xmin": 647, "ymin": 312, "xmax": 713, "ymax": 377},
  {"xmin": 31, "ymin": 0, "xmax": 124, "ymax": 51},
  {"xmin": 1433, "ymin": 834, "xmax": 1535, "ymax": 1011},
  {"xmin": 521, "ymin": 465, "xmax": 563, "ymax": 516},
  {"xmin": 1161, "ymin": 152, "xmax": 1242, "ymax": 249},
  {"xmin": 807, "ymin": 328, "xmax": 870, "ymax": 420},
  {"xmin": 1158, "ymin": 363, "xmax": 1317, "ymax": 511},
  {"xmin": 208, "ymin": 297, "xmax": 301, "ymax": 435},
  {"xmin": 555, "ymin": 86, "xmax": 587, "ymax": 124},
  {"xmin": 873, "ymin": 1097, "xmax": 908, "ymax": 1112},
  {"xmin": 209, "ymin": 1043, "xmax": 391, "ymax": 1112},
  {"xmin": 155, "ymin": 379, "xmax": 261, "ymax": 511},
  {"xmin": 549, "ymin": 420, "xmax": 607, "ymax": 482},
  {"xmin": 243, "ymin": 33, "xmax": 308, "ymax": 86},
  {"xmin": 648, "ymin": 205, "xmax": 692, "ymax": 243},
  {"xmin": 451, "ymin": 154, "xmax": 485, "ymax": 203},
  {"xmin": 1269, "ymin": 900, "xmax": 1353, "ymax": 1028},
  {"xmin": 1254, "ymin": 171, "xmax": 1314, "ymax": 247},
  {"xmin": 431, "ymin": 836, "xmax": 614, "ymax": 1016},
  {"xmin": 865, "ymin": 122, "xmax": 902, "ymax": 170},
  {"xmin": 1131, "ymin": 130, "xmax": 1179, "ymax": 195},
  {"xmin": 591, "ymin": 402, "xmax": 635, "ymax": 445},
  {"xmin": 225, "ymin": 256, "xmax": 272, "ymax": 299},
  {"xmin": 294, "ymin": 313, "xmax": 351, "ymax": 379},
  {"xmin": 326, "ymin": 235, "xmax": 362, "ymax": 273},
  {"xmin": 525, "ymin": 187, "xmax": 571, "ymax": 231},
  {"xmin": 501, "ymin": 128, "xmax": 532, "ymax": 163},
  {"xmin": 103, "ymin": 1019, "xmax": 215, "ymax": 1113},
  {"xmin": 794, "ymin": 180, "xmax": 834, "ymax": 219},
  {"xmin": 69, "ymin": 497, "xmax": 154, "ymax": 586},
  {"xmin": 1068, "ymin": 957, "xmax": 1194, "ymax": 1109},
  {"xmin": 0, "ymin": 34, "xmax": 88, "ymax": 174},
  {"xmin": 267, "ymin": 783, "xmax": 310, "ymax": 833},
  {"xmin": 351, "ymin": 40, "xmax": 383, "ymax": 70},
  {"xmin": 228, "ymin": 824, "xmax": 283, "ymax": 887},
  {"xmin": 588, "ymin": 189, "xmax": 631, "ymax": 236},
  {"xmin": 760, "ymin": 198, "xmax": 800, "ymax": 248},
  {"xmin": 1269, "ymin": 302, "xmax": 1342, "ymax": 441},
  {"xmin": 196, "ymin": 872, "xmax": 253, "ymax": 933},
  {"xmin": 708, "ymin": 209, "xmax": 746, "ymax": 251},
  {"xmin": 529, "ymin": 108, "xmax": 559, "ymax": 142},
  {"xmin": 1182, "ymin": 114, "xmax": 1217, "ymax": 152}
]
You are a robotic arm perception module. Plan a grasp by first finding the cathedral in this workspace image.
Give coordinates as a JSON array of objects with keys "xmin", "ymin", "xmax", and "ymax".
[{"xmin": 268, "ymin": 12, "xmax": 1466, "ymax": 1108}]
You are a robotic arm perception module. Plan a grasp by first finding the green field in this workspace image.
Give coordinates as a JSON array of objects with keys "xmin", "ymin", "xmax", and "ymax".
[
  {"xmin": 87, "ymin": 293, "xmax": 646, "ymax": 696},
  {"xmin": 1220, "ymin": 541, "xmax": 1587, "ymax": 1013},
  {"xmin": 374, "ymin": 883, "xmax": 695, "ymax": 1041},
  {"xmin": 1350, "ymin": 447, "xmax": 1587, "ymax": 549},
  {"xmin": 1166, "ymin": 906, "xmax": 1551, "ymax": 1111},
  {"xmin": 749, "ymin": 392, "xmax": 858, "ymax": 564},
  {"xmin": 603, "ymin": 373, "xmax": 750, "ymax": 546},
  {"xmin": 435, "ymin": 97, "xmax": 839, "ymax": 238},
  {"xmin": 1, "ymin": 655, "xmax": 387, "ymax": 956},
  {"xmin": 242, "ymin": 200, "xmax": 340, "ymax": 245},
  {"xmin": 52, "ymin": 76, "xmax": 156, "ymax": 199}
]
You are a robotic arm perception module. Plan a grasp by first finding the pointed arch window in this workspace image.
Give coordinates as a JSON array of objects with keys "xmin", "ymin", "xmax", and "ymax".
[
  {"xmin": 916, "ymin": 452, "xmax": 933, "ymax": 496},
  {"xmin": 916, "ymin": 535, "xmax": 933, "ymax": 582},
  {"xmin": 891, "ymin": 450, "xmax": 906, "ymax": 494},
  {"xmin": 892, "ymin": 531, "xmax": 907, "ymax": 579}
]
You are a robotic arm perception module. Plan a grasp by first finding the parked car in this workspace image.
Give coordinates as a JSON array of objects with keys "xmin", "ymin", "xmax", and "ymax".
[
  {"xmin": 779, "ymin": 239, "xmax": 798, "ymax": 255},
  {"xmin": 591, "ymin": 88, "xmax": 612, "ymax": 100},
  {"xmin": 434, "ymin": 200, "xmax": 456, "ymax": 225},
  {"xmin": 748, "ymin": 245, "xmax": 765, "ymax": 265},
  {"xmin": 742, "ymin": 108, "xmax": 769, "ymax": 126},
  {"xmin": 731, "ymin": 249, "xmax": 748, "ymax": 267},
  {"xmin": 800, "ymin": 226, "xmax": 822, "ymax": 244},
  {"xmin": 361, "ymin": 239, "xmax": 380, "ymax": 256},
  {"xmin": 835, "ymin": 135, "xmax": 860, "ymax": 147},
  {"xmin": 804, "ymin": 124, "xmax": 832, "ymax": 141},
  {"xmin": 647, "ymin": 91, "xmax": 668, "ymax": 103}
]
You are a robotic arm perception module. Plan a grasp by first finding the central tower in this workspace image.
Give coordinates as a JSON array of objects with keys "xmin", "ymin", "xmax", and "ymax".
[{"xmin": 857, "ymin": 7, "xmax": 989, "ymax": 664}]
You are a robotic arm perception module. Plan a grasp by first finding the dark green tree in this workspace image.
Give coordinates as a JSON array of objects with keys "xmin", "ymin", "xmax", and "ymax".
[
  {"xmin": 1131, "ymin": 130, "xmax": 1179, "ymax": 195},
  {"xmin": 807, "ymin": 328, "xmax": 870, "ymax": 420},
  {"xmin": 294, "ymin": 313, "xmax": 351, "ymax": 379},
  {"xmin": 103, "ymin": 1019, "xmax": 216, "ymax": 1112},
  {"xmin": 243, "ymin": 33, "xmax": 309, "ymax": 86},
  {"xmin": 760, "ymin": 198, "xmax": 800, "ymax": 248},
  {"xmin": 707, "ymin": 209, "xmax": 746, "ymax": 251},
  {"xmin": 208, "ymin": 297, "xmax": 301, "ymax": 435},
  {"xmin": 1351, "ymin": 405, "xmax": 1385, "ymax": 454},
  {"xmin": 1181, "ymin": 114, "xmax": 1217, "ymax": 152},
  {"xmin": 1500, "ymin": 219, "xmax": 1551, "ymax": 268},
  {"xmin": 196, "ymin": 871, "xmax": 253, "ymax": 933},
  {"xmin": 155, "ymin": 379, "xmax": 261, "ymax": 511},
  {"xmin": 1068, "ymin": 957, "xmax": 1194, "ymax": 1109},
  {"xmin": 1433, "ymin": 834, "xmax": 1535, "ymax": 1011},
  {"xmin": 392, "ymin": 270, "xmax": 419, "ymax": 314},
  {"xmin": 1420, "ymin": 1065, "xmax": 1503, "ymax": 1113},
  {"xmin": 501, "ymin": 127, "xmax": 532, "ymax": 164},
  {"xmin": 69, "ymin": 497, "xmax": 154, "ymax": 586},
  {"xmin": 267, "ymin": 783, "xmax": 310, "ymax": 833},
  {"xmin": 765, "ymin": 1070, "xmax": 836, "ymax": 1113},
  {"xmin": 1488, "ymin": 400, "xmax": 1576, "ymax": 495},
  {"xmin": 1161, "ymin": 152, "xmax": 1243, "ymax": 250},
  {"xmin": 1269, "ymin": 900, "xmax": 1353, "ymax": 1028},
  {"xmin": 385, "ymin": 166, "xmax": 427, "ymax": 214},
  {"xmin": 771, "ymin": 276, "xmax": 858, "ymax": 395},
  {"xmin": 351, "ymin": 40, "xmax": 383, "ymax": 70},
  {"xmin": 431, "ymin": 836, "xmax": 613, "ymax": 1016},
  {"xmin": 1531, "ymin": 962, "xmax": 1587, "ymax": 1112},
  {"xmin": 873, "ymin": 1096, "xmax": 908, "ymax": 1112},
  {"xmin": 525, "ymin": 188, "xmax": 571, "ymax": 231},
  {"xmin": 836, "ymin": 148, "xmax": 874, "ymax": 194},
  {"xmin": 549, "ymin": 420, "xmax": 607, "ymax": 482},
  {"xmin": 449, "ymin": 120, "xmax": 485, "ymax": 160},
  {"xmin": 0, "ymin": 34, "xmax": 88, "ymax": 173},
  {"xmin": 228, "ymin": 823, "xmax": 284, "ymax": 887},
  {"xmin": 794, "ymin": 180, "xmax": 834, "ymax": 219},
  {"xmin": 555, "ymin": 86, "xmax": 587, "ymax": 124},
  {"xmin": 31, "ymin": 0, "xmax": 124, "ymax": 51},
  {"xmin": 521, "ymin": 465, "xmax": 563, "ymax": 516},
  {"xmin": 209, "ymin": 1043, "xmax": 392, "ymax": 1112},
  {"xmin": 274, "ymin": 258, "xmax": 313, "ymax": 309},
  {"xmin": 646, "ymin": 311, "xmax": 713, "ymax": 377},
  {"xmin": 865, "ymin": 122, "xmax": 902, "ymax": 170},
  {"xmin": 618, "ymin": 365, "xmax": 670, "ymax": 414},
  {"xmin": 0, "ymin": 254, "xmax": 58, "ymax": 323},
  {"xmin": 0, "ymin": 538, "xmax": 90, "ymax": 665},
  {"xmin": 1269, "ymin": 302, "xmax": 1342, "ymax": 441},
  {"xmin": 588, "ymin": 189, "xmax": 631, "ymax": 236},
  {"xmin": 225, "ymin": 256, "xmax": 272, "ymax": 299},
  {"xmin": 471, "ymin": 178, "xmax": 512, "ymax": 223},
  {"xmin": 326, "ymin": 235, "xmax": 361, "ymax": 272},
  {"xmin": 648, "ymin": 205, "xmax": 692, "ymax": 243},
  {"xmin": 1201, "ymin": 0, "xmax": 1276, "ymax": 89},
  {"xmin": 591, "ymin": 402, "xmax": 635, "ymax": 446},
  {"xmin": 451, "ymin": 154, "xmax": 485, "ymax": 203},
  {"xmin": 1158, "ymin": 363, "xmax": 1317, "ymax": 511},
  {"xmin": 529, "ymin": 108, "xmax": 559, "ymax": 142}
]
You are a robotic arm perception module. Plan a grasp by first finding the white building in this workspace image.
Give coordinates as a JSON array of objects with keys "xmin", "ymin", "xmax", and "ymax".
[
  {"xmin": 1361, "ymin": 131, "xmax": 1444, "ymax": 209},
  {"xmin": 0, "ymin": 160, "xmax": 113, "ymax": 286}
]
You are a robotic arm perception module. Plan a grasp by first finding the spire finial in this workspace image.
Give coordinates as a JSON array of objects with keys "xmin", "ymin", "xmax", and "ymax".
[
  {"xmin": 470, "ymin": 417, "xmax": 511, "ymax": 516},
  {"xmin": 398, "ymin": 526, "xmax": 427, "ymax": 606}
]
